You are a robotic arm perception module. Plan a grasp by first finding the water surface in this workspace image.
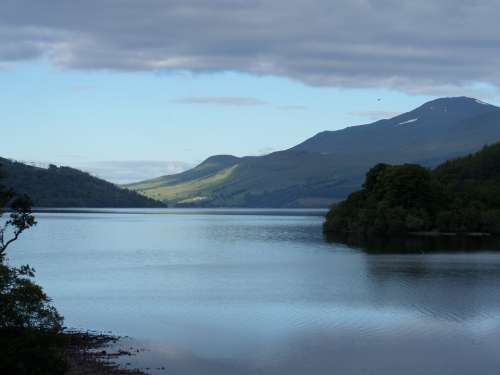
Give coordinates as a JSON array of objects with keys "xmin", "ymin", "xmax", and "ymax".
[{"xmin": 8, "ymin": 209, "xmax": 500, "ymax": 374}]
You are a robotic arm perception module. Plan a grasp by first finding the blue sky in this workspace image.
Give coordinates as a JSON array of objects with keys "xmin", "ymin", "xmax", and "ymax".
[{"xmin": 3, "ymin": 63, "xmax": 437, "ymax": 166}]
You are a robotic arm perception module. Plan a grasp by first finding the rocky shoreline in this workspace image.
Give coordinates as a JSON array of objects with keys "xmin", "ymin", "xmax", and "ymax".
[{"xmin": 64, "ymin": 331, "xmax": 148, "ymax": 375}]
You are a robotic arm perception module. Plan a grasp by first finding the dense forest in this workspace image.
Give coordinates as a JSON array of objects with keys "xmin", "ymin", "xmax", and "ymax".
[
  {"xmin": 324, "ymin": 142, "xmax": 500, "ymax": 235},
  {"xmin": 0, "ymin": 158, "xmax": 164, "ymax": 208}
]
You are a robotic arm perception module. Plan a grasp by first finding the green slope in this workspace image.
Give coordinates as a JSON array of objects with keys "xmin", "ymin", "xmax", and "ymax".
[
  {"xmin": 126, "ymin": 152, "xmax": 357, "ymax": 207},
  {"xmin": 133, "ymin": 164, "xmax": 239, "ymax": 205},
  {"xmin": 126, "ymin": 150, "xmax": 379, "ymax": 207}
]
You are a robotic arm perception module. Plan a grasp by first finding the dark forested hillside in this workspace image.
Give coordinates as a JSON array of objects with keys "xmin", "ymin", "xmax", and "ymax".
[
  {"xmin": 0, "ymin": 158, "xmax": 164, "ymax": 208},
  {"xmin": 324, "ymin": 142, "xmax": 500, "ymax": 235}
]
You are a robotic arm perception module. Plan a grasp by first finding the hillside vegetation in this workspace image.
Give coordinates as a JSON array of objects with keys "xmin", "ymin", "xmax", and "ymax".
[
  {"xmin": 323, "ymin": 142, "xmax": 500, "ymax": 235},
  {"xmin": 127, "ymin": 97, "xmax": 500, "ymax": 208},
  {"xmin": 0, "ymin": 158, "xmax": 164, "ymax": 208}
]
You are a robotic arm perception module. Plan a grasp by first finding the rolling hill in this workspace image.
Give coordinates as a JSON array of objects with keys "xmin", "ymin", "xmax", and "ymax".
[
  {"xmin": 129, "ymin": 96, "xmax": 500, "ymax": 208},
  {"xmin": 0, "ymin": 159, "xmax": 164, "ymax": 208}
]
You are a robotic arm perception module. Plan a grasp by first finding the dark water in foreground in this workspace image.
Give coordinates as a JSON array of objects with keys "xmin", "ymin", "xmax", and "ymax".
[{"xmin": 8, "ymin": 209, "xmax": 500, "ymax": 374}]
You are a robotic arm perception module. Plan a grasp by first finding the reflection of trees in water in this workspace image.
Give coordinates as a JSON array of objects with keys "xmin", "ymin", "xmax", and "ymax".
[
  {"xmin": 324, "ymin": 232, "xmax": 500, "ymax": 253},
  {"xmin": 325, "ymin": 233, "xmax": 500, "ymax": 321}
]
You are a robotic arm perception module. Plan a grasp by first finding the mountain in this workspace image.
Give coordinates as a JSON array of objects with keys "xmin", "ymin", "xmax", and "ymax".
[
  {"xmin": 323, "ymin": 141, "xmax": 500, "ymax": 236},
  {"xmin": 127, "ymin": 97, "xmax": 500, "ymax": 208},
  {"xmin": 0, "ymin": 158, "xmax": 164, "ymax": 208}
]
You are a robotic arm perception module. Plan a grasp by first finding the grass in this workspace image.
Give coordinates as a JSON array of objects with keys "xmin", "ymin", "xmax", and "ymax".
[{"xmin": 135, "ymin": 164, "xmax": 239, "ymax": 203}]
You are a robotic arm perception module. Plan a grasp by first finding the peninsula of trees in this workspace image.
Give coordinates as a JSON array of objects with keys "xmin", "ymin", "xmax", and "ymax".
[{"xmin": 323, "ymin": 142, "xmax": 500, "ymax": 235}]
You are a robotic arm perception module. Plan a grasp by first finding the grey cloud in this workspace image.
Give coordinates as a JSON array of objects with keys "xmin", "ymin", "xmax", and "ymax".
[
  {"xmin": 173, "ymin": 96, "xmax": 266, "ymax": 106},
  {"xmin": 3, "ymin": 1, "xmax": 500, "ymax": 94},
  {"xmin": 0, "ymin": 62, "xmax": 14, "ymax": 69}
]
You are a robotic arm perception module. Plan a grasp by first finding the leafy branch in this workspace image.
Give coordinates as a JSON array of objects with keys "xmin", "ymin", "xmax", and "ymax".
[{"xmin": 0, "ymin": 191, "xmax": 37, "ymax": 258}]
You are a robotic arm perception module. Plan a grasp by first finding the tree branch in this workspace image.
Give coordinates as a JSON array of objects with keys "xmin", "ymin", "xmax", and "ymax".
[
  {"xmin": 0, "ymin": 194, "xmax": 16, "ymax": 218},
  {"xmin": 0, "ymin": 194, "xmax": 36, "ymax": 259},
  {"xmin": 0, "ymin": 228, "xmax": 21, "ymax": 256}
]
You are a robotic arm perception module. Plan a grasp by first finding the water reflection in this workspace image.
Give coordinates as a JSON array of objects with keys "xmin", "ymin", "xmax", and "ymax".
[
  {"xmin": 326, "ymin": 232, "xmax": 500, "ymax": 321},
  {"xmin": 324, "ymin": 232, "xmax": 500, "ymax": 253}
]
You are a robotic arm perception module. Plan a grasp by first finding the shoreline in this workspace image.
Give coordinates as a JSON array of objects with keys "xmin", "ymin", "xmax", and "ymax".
[
  {"xmin": 64, "ymin": 330, "xmax": 149, "ymax": 375},
  {"xmin": 409, "ymin": 231, "xmax": 492, "ymax": 237},
  {"xmin": 324, "ymin": 230, "xmax": 494, "ymax": 237}
]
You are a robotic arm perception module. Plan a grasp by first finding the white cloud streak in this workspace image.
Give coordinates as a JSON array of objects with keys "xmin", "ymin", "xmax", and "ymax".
[
  {"xmin": 173, "ymin": 96, "xmax": 267, "ymax": 106},
  {"xmin": 77, "ymin": 160, "xmax": 193, "ymax": 184}
]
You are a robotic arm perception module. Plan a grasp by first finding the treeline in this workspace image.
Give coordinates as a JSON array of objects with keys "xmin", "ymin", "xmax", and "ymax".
[
  {"xmin": 0, "ymin": 158, "xmax": 164, "ymax": 207},
  {"xmin": 324, "ymin": 142, "xmax": 500, "ymax": 235}
]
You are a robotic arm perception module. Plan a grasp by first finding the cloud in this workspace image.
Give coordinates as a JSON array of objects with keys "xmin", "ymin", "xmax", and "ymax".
[
  {"xmin": 173, "ymin": 96, "xmax": 266, "ymax": 106},
  {"xmin": 3, "ymin": 1, "xmax": 500, "ymax": 94},
  {"xmin": 0, "ymin": 62, "xmax": 15, "ymax": 69},
  {"xmin": 350, "ymin": 110, "xmax": 401, "ymax": 121},
  {"xmin": 76, "ymin": 160, "xmax": 193, "ymax": 184},
  {"xmin": 173, "ymin": 97, "xmax": 307, "ymax": 109}
]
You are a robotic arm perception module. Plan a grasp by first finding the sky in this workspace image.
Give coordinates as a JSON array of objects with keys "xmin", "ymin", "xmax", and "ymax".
[{"xmin": 2, "ymin": 0, "xmax": 500, "ymax": 183}]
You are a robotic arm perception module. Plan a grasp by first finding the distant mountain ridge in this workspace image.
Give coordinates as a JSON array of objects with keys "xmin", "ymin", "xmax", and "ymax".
[
  {"xmin": 293, "ymin": 97, "xmax": 500, "ymax": 162},
  {"xmin": 0, "ymin": 158, "xmax": 164, "ymax": 208},
  {"xmin": 10, "ymin": 97, "xmax": 499, "ymax": 208},
  {"xmin": 127, "ymin": 97, "xmax": 500, "ymax": 208}
]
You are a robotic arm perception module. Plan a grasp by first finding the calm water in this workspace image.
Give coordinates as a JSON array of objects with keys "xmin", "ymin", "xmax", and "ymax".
[{"xmin": 7, "ymin": 209, "xmax": 500, "ymax": 375}]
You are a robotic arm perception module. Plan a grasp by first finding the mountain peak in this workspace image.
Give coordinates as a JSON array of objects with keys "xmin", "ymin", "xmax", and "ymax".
[
  {"xmin": 293, "ymin": 96, "xmax": 500, "ymax": 155},
  {"xmin": 418, "ymin": 96, "xmax": 497, "ymax": 110},
  {"xmin": 404, "ymin": 96, "xmax": 499, "ymax": 122}
]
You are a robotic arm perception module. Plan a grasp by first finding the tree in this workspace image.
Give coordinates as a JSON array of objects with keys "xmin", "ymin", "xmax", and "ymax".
[
  {"xmin": 0, "ymin": 167, "xmax": 65, "ymax": 374},
  {"xmin": 0, "ymin": 192, "xmax": 37, "ymax": 259},
  {"xmin": 324, "ymin": 142, "xmax": 500, "ymax": 236},
  {"xmin": 0, "ymin": 166, "xmax": 37, "ymax": 258}
]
